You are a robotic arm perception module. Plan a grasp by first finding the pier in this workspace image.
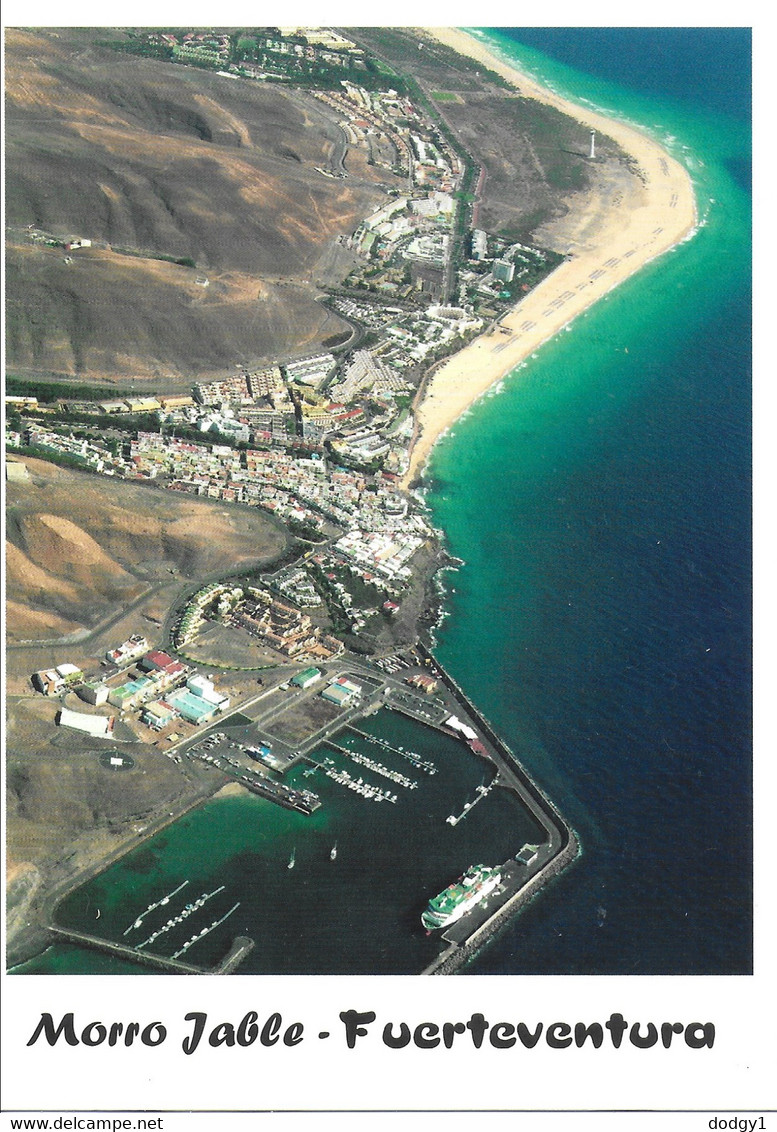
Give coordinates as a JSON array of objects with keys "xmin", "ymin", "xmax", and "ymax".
[
  {"xmin": 415, "ymin": 641, "xmax": 572, "ymax": 849},
  {"xmin": 213, "ymin": 935, "xmax": 255, "ymax": 974},
  {"xmin": 445, "ymin": 778, "xmax": 497, "ymax": 825},
  {"xmin": 349, "ymin": 726, "xmax": 437, "ymax": 774},
  {"xmin": 323, "ymin": 739, "xmax": 417, "ymax": 789},
  {"xmin": 48, "ymin": 926, "xmax": 255, "ymax": 974},
  {"xmin": 123, "ymin": 879, "xmax": 189, "ymax": 937}
]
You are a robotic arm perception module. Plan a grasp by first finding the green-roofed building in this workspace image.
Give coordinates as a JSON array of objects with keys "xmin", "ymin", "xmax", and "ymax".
[
  {"xmin": 165, "ymin": 688, "xmax": 217, "ymax": 725},
  {"xmin": 108, "ymin": 676, "xmax": 153, "ymax": 710},
  {"xmin": 292, "ymin": 667, "xmax": 322, "ymax": 690}
]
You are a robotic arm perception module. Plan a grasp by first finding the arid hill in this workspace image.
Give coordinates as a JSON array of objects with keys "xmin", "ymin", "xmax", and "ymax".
[
  {"xmin": 5, "ymin": 456, "xmax": 290, "ymax": 643},
  {"xmin": 5, "ymin": 28, "xmax": 399, "ymax": 384}
]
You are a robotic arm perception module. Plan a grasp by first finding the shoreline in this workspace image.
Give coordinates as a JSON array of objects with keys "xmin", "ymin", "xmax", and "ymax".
[{"xmin": 402, "ymin": 27, "xmax": 698, "ymax": 486}]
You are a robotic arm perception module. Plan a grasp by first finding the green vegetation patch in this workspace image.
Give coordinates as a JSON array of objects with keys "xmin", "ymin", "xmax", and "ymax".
[{"xmin": 6, "ymin": 377, "xmax": 124, "ymax": 403}]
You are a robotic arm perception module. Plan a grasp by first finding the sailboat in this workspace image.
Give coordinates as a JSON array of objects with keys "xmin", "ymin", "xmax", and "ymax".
[
  {"xmin": 288, "ymin": 848, "xmax": 296, "ymax": 870},
  {"xmin": 330, "ymin": 842, "xmax": 338, "ymax": 861}
]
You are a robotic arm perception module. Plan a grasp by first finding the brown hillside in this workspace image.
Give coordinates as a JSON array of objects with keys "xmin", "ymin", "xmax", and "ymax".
[
  {"xmin": 5, "ymin": 599, "xmax": 82, "ymax": 641},
  {"xmin": 5, "ymin": 540, "xmax": 84, "ymax": 606},
  {"xmin": 19, "ymin": 513, "xmax": 137, "ymax": 576},
  {"xmin": 5, "ymin": 457, "xmax": 290, "ymax": 642},
  {"xmin": 5, "ymin": 28, "xmax": 398, "ymax": 382}
]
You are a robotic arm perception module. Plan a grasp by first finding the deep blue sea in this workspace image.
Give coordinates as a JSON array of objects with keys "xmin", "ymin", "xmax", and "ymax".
[{"xmin": 426, "ymin": 28, "xmax": 752, "ymax": 973}]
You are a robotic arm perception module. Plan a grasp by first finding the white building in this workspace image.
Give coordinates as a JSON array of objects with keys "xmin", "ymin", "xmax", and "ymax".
[
  {"xmin": 186, "ymin": 675, "xmax": 231, "ymax": 710},
  {"xmin": 57, "ymin": 707, "xmax": 113, "ymax": 738},
  {"xmin": 445, "ymin": 714, "xmax": 478, "ymax": 741},
  {"xmin": 471, "ymin": 229, "xmax": 488, "ymax": 260},
  {"xmin": 285, "ymin": 353, "xmax": 337, "ymax": 390},
  {"xmin": 77, "ymin": 682, "xmax": 109, "ymax": 706},
  {"xmin": 105, "ymin": 635, "xmax": 148, "ymax": 667}
]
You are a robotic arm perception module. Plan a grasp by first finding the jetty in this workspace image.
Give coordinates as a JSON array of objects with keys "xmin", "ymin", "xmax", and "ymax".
[
  {"xmin": 214, "ymin": 936, "xmax": 255, "ymax": 974},
  {"xmin": 409, "ymin": 642, "xmax": 579, "ymax": 974},
  {"xmin": 325, "ymin": 739, "xmax": 417, "ymax": 789},
  {"xmin": 445, "ymin": 779, "xmax": 496, "ymax": 825},
  {"xmin": 48, "ymin": 926, "xmax": 254, "ymax": 974},
  {"xmin": 123, "ymin": 879, "xmax": 189, "ymax": 936}
]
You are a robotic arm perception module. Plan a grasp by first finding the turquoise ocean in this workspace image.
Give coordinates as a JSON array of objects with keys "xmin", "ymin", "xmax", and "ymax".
[
  {"xmin": 15, "ymin": 29, "xmax": 752, "ymax": 975},
  {"xmin": 428, "ymin": 27, "xmax": 752, "ymax": 973}
]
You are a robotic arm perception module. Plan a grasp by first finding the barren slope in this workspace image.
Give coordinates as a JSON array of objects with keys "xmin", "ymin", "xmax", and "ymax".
[
  {"xmin": 5, "ymin": 456, "xmax": 290, "ymax": 642},
  {"xmin": 5, "ymin": 28, "xmax": 398, "ymax": 382}
]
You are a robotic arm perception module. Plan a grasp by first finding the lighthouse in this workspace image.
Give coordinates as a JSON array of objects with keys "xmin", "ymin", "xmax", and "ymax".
[{"xmin": 589, "ymin": 129, "xmax": 596, "ymax": 159}]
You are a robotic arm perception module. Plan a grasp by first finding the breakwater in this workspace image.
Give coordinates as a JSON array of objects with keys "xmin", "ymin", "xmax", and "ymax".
[
  {"xmin": 48, "ymin": 926, "xmax": 254, "ymax": 974},
  {"xmin": 422, "ymin": 832, "xmax": 581, "ymax": 975},
  {"xmin": 412, "ymin": 641, "xmax": 578, "ymax": 973},
  {"xmin": 416, "ymin": 641, "xmax": 572, "ymax": 848}
]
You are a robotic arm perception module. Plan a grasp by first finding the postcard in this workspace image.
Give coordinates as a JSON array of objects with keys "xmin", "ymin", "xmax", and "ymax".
[{"xmin": 3, "ymin": 7, "xmax": 770, "ymax": 1127}]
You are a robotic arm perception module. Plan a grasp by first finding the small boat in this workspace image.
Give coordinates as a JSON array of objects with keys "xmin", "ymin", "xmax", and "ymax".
[
  {"xmin": 95, "ymin": 908, "xmax": 101, "ymax": 920},
  {"xmin": 330, "ymin": 843, "xmax": 338, "ymax": 861},
  {"xmin": 288, "ymin": 848, "xmax": 296, "ymax": 870}
]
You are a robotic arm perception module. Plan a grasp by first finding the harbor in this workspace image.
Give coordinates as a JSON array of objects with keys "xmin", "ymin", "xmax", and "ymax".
[{"xmin": 28, "ymin": 646, "xmax": 575, "ymax": 975}]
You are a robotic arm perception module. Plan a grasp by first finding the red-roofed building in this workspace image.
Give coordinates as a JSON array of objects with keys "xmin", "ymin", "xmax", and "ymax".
[
  {"xmin": 405, "ymin": 671, "xmax": 438, "ymax": 693},
  {"xmin": 140, "ymin": 650, "xmax": 177, "ymax": 673}
]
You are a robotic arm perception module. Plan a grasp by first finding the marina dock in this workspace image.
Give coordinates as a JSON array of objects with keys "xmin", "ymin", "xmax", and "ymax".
[
  {"xmin": 445, "ymin": 778, "xmax": 496, "ymax": 825},
  {"xmin": 213, "ymin": 935, "xmax": 255, "ymax": 974}
]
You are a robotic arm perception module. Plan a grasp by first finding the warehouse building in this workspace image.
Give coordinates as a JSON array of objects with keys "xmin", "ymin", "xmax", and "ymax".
[
  {"xmin": 57, "ymin": 707, "xmax": 114, "ymax": 738},
  {"xmin": 320, "ymin": 675, "xmax": 362, "ymax": 707},
  {"xmin": 186, "ymin": 674, "xmax": 230, "ymax": 710},
  {"xmin": 163, "ymin": 688, "xmax": 217, "ymax": 726},
  {"xmin": 320, "ymin": 683, "xmax": 352, "ymax": 708}
]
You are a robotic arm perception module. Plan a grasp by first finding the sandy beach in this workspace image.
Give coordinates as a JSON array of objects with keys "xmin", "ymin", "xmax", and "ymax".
[{"xmin": 402, "ymin": 28, "xmax": 698, "ymax": 485}]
